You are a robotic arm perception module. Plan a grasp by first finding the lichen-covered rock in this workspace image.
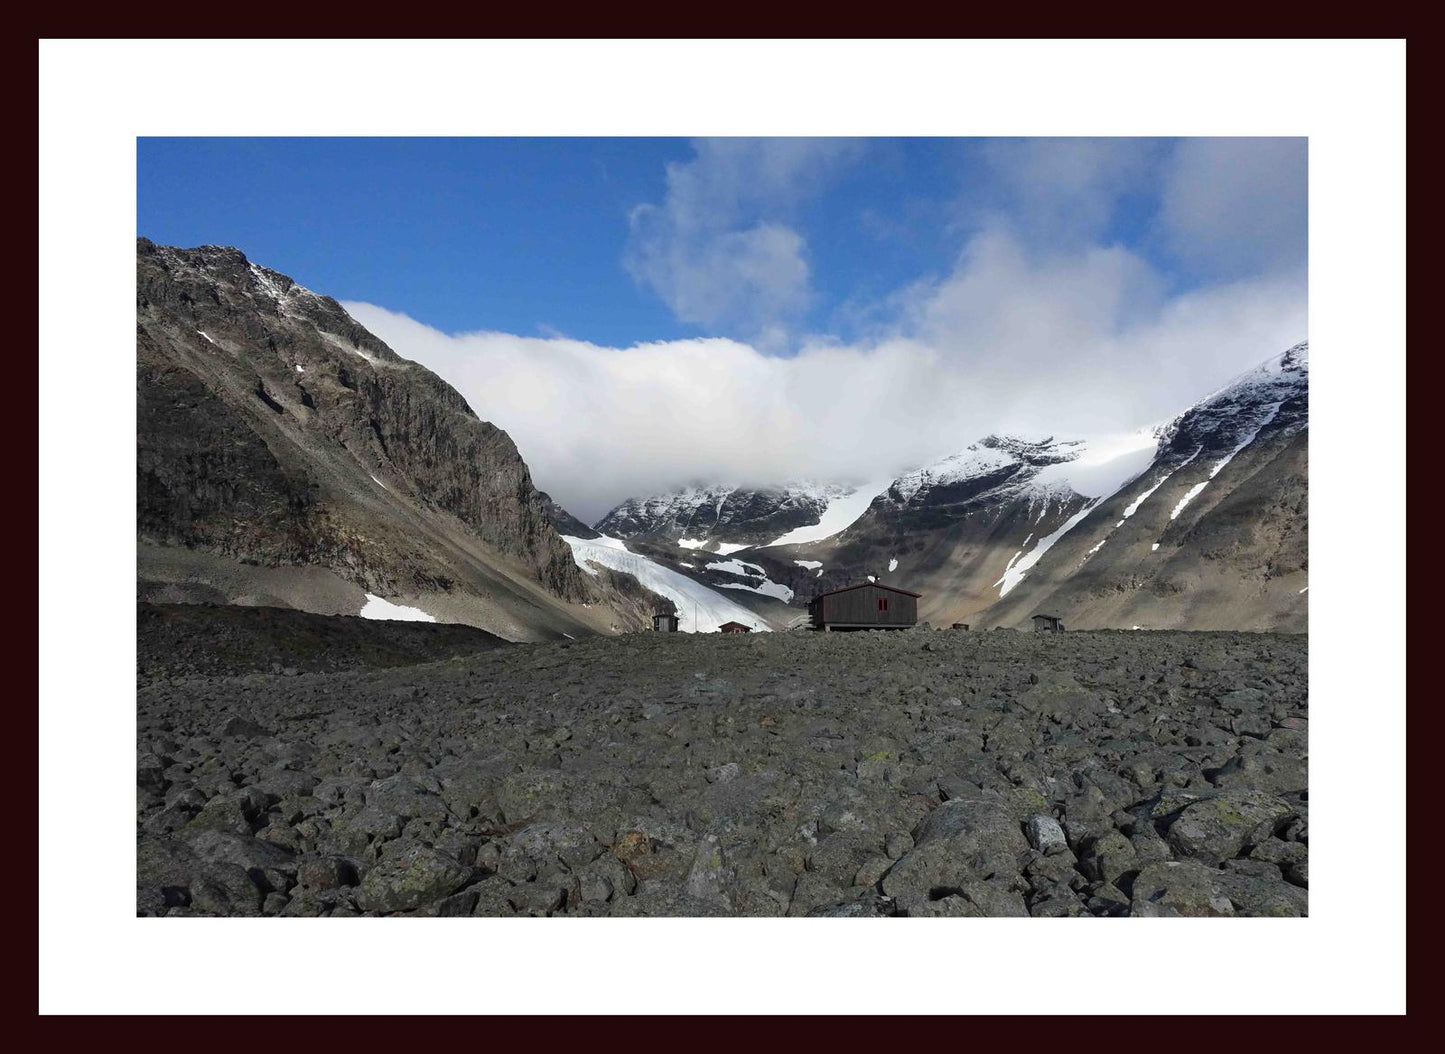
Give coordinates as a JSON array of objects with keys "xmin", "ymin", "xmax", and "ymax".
[
  {"xmin": 297, "ymin": 854, "xmax": 358, "ymax": 891},
  {"xmin": 354, "ymin": 843, "xmax": 470, "ymax": 913},
  {"xmin": 1130, "ymin": 861, "xmax": 1235, "ymax": 917},
  {"xmin": 1165, "ymin": 792, "xmax": 1293, "ymax": 866},
  {"xmin": 880, "ymin": 794, "xmax": 1030, "ymax": 914},
  {"xmin": 1080, "ymin": 830, "xmax": 1139, "ymax": 886}
]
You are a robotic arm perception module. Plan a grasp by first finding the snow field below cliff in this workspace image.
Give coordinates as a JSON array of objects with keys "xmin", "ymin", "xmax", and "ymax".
[{"xmin": 562, "ymin": 535, "xmax": 771, "ymax": 633}]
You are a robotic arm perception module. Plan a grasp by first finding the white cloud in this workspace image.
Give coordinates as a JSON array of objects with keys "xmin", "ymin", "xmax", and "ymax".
[
  {"xmin": 338, "ymin": 139, "xmax": 1306, "ymax": 523},
  {"xmin": 623, "ymin": 138, "xmax": 864, "ymax": 343},
  {"xmin": 625, "ymin": 218, "xmax": 811, "ymax": 349},
  {"xmin": 1158, "ymin": 137, "xmax": 1308, "ymax": 276},
  {"xmin": 972, "ymin": 138, "xmax": 1166, "ymax": 246},
  {"xmin": 344, "ymin": 225, "xmax": 1305, "ymax": 524}
]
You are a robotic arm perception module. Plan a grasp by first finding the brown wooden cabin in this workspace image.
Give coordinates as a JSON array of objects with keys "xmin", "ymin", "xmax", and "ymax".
[
  {"xmin": 652, "ymin": 612, "xmax": 680, "ymax": 632},
  {"xmin": 808, "ymin": 581, "xmax": 921, "ymax": 631},
  {"xmin": 717, "ymin": 621, "xmax": 752, "ymax": 634},
  {"xmin": 1031, "ymin": 614, "xmax": 1065, "ymax": 633}
]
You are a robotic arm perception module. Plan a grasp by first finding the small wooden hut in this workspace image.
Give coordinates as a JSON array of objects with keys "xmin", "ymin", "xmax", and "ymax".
[{"xmin": 808, "ymin": 582, "xmax": 921, "ymax": 631}]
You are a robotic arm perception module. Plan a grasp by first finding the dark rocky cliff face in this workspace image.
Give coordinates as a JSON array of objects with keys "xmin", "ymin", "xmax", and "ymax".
[
  {"xmin": 136, "ymin": 238, "xmax": 590, "ymax": 607},
  {"xmin": 137, "ymin": 354, "xmax": 321, "ymax": 560}
]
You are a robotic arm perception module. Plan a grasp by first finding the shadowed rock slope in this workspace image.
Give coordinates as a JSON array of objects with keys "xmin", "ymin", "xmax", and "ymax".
[
  {"xmin": 137, "ymin": 239, "xmax": 664, "ymax": 640},
  {"xmin": 137, "ymin": 603, "xmax": 508, "ymax": 680}
]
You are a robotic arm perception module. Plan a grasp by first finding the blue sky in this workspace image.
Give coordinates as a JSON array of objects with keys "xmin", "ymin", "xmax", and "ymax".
[
  {"xmin": 141, "ymin": 138, "xmax": 999, "ymax": 346},
  {"xmin": 138, "ymin": 137, "xmax": 1307, "ymax": 517},
  {"xmin": 142, "ymin": 138, "xmax": 694, "ymax": 345},
  {"xmin": 138, "ymin": 137, "xmax": 1295, "ymax": 348}
]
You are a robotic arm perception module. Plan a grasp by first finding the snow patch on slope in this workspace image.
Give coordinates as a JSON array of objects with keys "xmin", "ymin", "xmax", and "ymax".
[
  {"xmin": 360, "ymin": 594, "xmax": 435, "ymax": 622},
  {"xmin": 1170, "ymin": 402, "xmax": 1284, "ymax": 521},
  {"xmin": 708, "ymin": 559, "xmax": 796, "ymax": 603},
  {"xmin": 765, "ymin": 477, "xmax": 895, "ymax": 547},
  {"xmin": 562, "ymin": 535, "xmax": 769, "ymax": 633},
  {"xmin": 1121, "ymin": 447, "xmax": 1201, "ymax": 521},
  {"xmin": 678, "ymin": 538, "xmax": 751, "ymax": 555},
  {"xmin": 718, "ymin": 580, "xmax": 795, "ymax": 602},
  {"xmin": 1030, "ymin": 428, "xmax": 1159, "ymax": 499},
  {"xmin": 994, "ymin": 500, "xmax": 1102, "ymax": 597},
  {"xmin": 708, "ymin": 558, "xmax": 764, "ymax": 576},
  {"xmin": 1169, "ymin": 482, "xmax": 1210, "ymax": 521}
]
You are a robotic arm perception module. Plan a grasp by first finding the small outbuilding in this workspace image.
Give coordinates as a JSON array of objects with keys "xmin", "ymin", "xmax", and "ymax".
[
  {"xmin": 652, "ymin": 612, "xmax": 680, "ymax": 632},
  {"xmin": 952, "ymin": 623, "xmax": 969, "ymax": 631},
  {"xmin": 717, "ymin": 621, "xmax": 752, "ymax": 634},
  {"xmin": 1031, "ymin": 614, "xmax": 1065, "ymax": 633},
  {"xmin": 808, "ymin": 582, "xmax": 921, "ymax": 631}
]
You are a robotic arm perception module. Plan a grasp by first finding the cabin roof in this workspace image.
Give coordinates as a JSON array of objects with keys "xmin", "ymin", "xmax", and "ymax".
[
  {"xmin": 717, "ymin": 621, "xmax": 750, "ymax": 630},
  {"xmin": 811, "ymin": 581, "xmax": 922, "ymax": 601},
  {"xmin": 1032, "ymin": 614, "xmax": 1062, "ymax": 620}
]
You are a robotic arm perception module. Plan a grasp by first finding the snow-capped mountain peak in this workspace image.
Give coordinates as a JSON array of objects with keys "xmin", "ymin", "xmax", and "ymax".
[
  {"xmin": 1156, "ymin": 341, "xmax": 1308, "ymax": 463},
  {"xmin": 885, "ymin": 430, "xmax": 1158, "ymax": 512},
  {"xmin": 595, "ymin": 480, "xmax": 855, "ymax": 549},
  {"xmin": 888, "ymin": 443, "xmax": 1018, "ymax": 506}
]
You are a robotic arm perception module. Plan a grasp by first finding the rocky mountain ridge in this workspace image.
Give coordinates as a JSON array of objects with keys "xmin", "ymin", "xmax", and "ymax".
[
  {"xmin": 136, "ymin": 239, "xmax": 662, "ymax": 639},
  {"xmin": 595, "ymin": 482, "xmax": 852, "ymax": 549},
  {"xmin": 588, "ymin": 343, "xmax": 1308, "ymax": 632}
]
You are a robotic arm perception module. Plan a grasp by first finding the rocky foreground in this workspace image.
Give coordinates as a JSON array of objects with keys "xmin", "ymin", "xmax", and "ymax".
[{"xmin": 137, "ymin": 620, "xmax": 1307, "ymax": 917}]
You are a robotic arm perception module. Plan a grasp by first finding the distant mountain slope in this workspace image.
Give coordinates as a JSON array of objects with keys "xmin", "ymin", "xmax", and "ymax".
[
  {"xmin": 136, "ymin": 239, "xmax": 663, "ymax": 640},
  {"xmin": 595, "ymin": 482, "xmax": 856, "ymax": 550},
  {"xmin": 975, "ymin": 343, "xmax": 1308, "ymax": 631},
  {"xmin": 598, "ymin": 341, "xmax": 1308, "ymax": 632},
  {"xmin": 760, "ymin": 429, "xmax": 1162, "ymax": 616},
  {"xmin": 537, "ymin": 490, "xmax": 600, "ymax": 539}
]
